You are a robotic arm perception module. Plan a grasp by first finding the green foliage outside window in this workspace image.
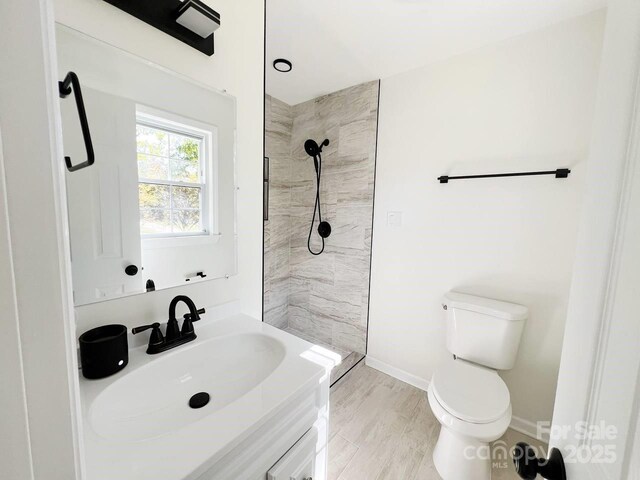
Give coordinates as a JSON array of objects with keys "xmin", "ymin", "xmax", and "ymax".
[{"xmin": 136, "ymin": 123, "xmax": 206, "ymax": 235}]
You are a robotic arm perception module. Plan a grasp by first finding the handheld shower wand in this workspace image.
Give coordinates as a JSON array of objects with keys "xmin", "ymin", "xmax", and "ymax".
[{"xmin": 304, "ymin": 138, "xmax": 331, "ymax": 255}]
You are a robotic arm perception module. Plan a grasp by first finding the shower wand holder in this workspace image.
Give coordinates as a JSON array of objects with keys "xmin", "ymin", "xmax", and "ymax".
[{"xmin": 306, "ymin": 138, "xmax": 331, "ymax": 255}]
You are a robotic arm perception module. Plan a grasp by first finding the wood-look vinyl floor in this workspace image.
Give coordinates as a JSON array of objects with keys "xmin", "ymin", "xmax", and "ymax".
[{"xmin": 328, "ymin": 363, "xmax": 547, "ymax": 480}]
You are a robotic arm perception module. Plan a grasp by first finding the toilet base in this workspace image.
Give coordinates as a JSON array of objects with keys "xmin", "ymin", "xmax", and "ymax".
[{"xmin": 433, "ymin": 427, "xmax": 492, "ymax": 480}]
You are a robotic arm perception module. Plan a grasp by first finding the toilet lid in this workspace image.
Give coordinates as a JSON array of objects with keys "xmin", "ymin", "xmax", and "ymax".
[{"xmin": 431, "ymin": 360, "xmax": 510, "ymax": 424}]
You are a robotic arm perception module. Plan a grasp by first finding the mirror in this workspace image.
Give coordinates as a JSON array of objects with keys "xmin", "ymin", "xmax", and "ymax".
[{"xmin": 56, "ymin": 25, "xmax": 237, "ymax": 306}]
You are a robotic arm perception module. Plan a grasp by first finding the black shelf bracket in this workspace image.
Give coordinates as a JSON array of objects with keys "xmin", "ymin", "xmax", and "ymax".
[{"xmin": 438, "ymin": 168, "xmax": 570, "ymax": 184}]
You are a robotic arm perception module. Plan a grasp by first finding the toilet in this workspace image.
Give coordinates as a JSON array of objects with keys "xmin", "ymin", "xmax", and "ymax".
[{"xmin": 428, "ymin": 292, "xmax": 528, "ymax": 480}]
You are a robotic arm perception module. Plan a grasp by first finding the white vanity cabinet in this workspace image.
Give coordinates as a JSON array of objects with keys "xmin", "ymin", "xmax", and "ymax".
[
  {"xmin": 267, "ymin": 427, "xmax": 318, "ymax": 480},
  {"xmin": 192, "ymin": 365, "xmax": 330, "ymax": 480}
]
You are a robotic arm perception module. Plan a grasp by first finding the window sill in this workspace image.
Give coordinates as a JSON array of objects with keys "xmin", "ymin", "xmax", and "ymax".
[{"xmin": 142, "ymin": 233, "xmax": 222, "ymax": 249}]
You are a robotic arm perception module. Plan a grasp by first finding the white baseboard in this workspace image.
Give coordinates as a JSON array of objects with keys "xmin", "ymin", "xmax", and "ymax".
[
  {"xmin": 364, "ymin": 356, "xmax": 549, "ymax": 444},
  {"xmin": 365, "ymin": 356, "xmax": 431, "ymax": 391},
  {"xmin": 509, "ymin": 415, "xmax": 549, "ymax": 443}
]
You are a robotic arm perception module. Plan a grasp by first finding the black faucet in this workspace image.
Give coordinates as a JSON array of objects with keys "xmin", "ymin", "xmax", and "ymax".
[{"xmin": 132, "ymin": 295, "xmax": 205, "ymax": 355}]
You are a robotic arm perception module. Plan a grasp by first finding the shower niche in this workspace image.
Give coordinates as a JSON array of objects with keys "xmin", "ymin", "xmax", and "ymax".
[{"xmin": 264, "ymin": 81, "xmax": 380, "ymax": 384}]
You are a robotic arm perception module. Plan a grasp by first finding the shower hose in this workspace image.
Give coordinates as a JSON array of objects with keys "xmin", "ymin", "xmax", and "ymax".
[{"xmin": 307, "ymin": 151, "xmax": 325, "ymax": 256}]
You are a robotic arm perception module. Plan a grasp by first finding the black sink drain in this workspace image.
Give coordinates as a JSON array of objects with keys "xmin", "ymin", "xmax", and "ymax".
[{"xmin": 189, "ymin": 392, "xmax": 210, "ymax": 409}]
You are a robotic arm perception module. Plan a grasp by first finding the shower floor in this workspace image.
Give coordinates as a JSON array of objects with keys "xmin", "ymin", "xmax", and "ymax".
[{"xmin": 283, "ymin": 327, "xmax": 365, "ymax": 385}]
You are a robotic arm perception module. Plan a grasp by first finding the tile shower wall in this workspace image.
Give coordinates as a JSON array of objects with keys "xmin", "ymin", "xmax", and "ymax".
[
  {"xmin": 264, "ymin": 81, "xmax": 379, "ymax": 355},
  {"xmin": 264, "ymin": 96, "xmax": 293, "ymax": 329}
]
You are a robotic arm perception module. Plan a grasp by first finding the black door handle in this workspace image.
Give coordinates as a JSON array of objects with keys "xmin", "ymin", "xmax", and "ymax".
[
  {"xmin": 125, "ymin": 265, "xmax": 139, "ymax": 276},
  {"xmin": 59, "ymin": 71, "xmax": 95, "ymax": 172},
  {"xmin": 513, "ymin": 442, "xmax": 566, "ymax": 480}
]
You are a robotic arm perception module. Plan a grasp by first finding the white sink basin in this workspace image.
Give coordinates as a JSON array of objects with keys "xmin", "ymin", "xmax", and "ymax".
[
  {"xmin": 80, "ymin": 312, "xmax": 336, "ymax": 480},
  {"xmin": 90, "ymin": 332, "xmax": 286, "ymax": 442}
]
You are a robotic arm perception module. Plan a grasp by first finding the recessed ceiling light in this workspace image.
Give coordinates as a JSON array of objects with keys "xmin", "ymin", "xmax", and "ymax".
[{"xmin": 273, "ymin": 59, "xmax": 293, "ymax": 73}]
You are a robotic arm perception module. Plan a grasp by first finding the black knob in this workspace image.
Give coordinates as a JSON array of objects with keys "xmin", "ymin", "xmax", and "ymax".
[
  {"xmin": 318, "ymin": 221, "xmax": 331, "ymax": 238},
  {"xmin": 513, "ymin": 443, "xmax": 566, "ymax": 480},
  {"xmin": 125, "ymin": 264, "xmax": 139, "ymax": 276}
]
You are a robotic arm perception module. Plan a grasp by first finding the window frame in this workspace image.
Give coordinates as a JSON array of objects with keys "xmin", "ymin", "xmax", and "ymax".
[{"xmin": 136, "ymin": 105, "xmax": 220, "ymax": 247}]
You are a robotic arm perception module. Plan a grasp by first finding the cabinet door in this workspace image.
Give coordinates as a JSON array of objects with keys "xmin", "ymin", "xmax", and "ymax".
[{"xmin": 267, "ymin": 427, "xmax": 318, "ymax": 480}]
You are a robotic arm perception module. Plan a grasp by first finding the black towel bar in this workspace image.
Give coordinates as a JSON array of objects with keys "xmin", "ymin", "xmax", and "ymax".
[
  {"xmin": 59, "ymin": 71, "xmax": 95, "ymax": 173},
  {"xmin": 438, "ymin": 168, "xmax": 570, "ymax": 184}
]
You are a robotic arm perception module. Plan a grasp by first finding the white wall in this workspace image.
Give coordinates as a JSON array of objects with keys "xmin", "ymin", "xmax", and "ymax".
[
  {"xmin": 53, "ymin": 0, "xmax": 264, "ymax": 331},
  {"xmin": 368, "ymin": 11, "xmax": 605, "ymax": 428}
]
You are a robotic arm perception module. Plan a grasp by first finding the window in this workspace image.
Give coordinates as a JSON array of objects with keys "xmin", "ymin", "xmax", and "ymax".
[{"xmin": 136, "ymin": 110, "xmax": 214, "ymax": 239}]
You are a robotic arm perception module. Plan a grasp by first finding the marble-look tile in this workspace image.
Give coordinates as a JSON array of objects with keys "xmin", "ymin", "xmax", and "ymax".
[
  {"xmin": 336, "ymin": 201, "xmax": 375, "ymax": 222},
  {"xmin": 334, "ymin": 252, "xmax": 369, "ymax": 289},
  {"xmin": 316, "ymin": 93, "xmax": 345, "ymax": 127},
  {"xmin": 269, "ymin": 97, "xmax": 293, "ymax": 135},
  {"xmin": 339, "ymin": 82, "xmax": 378, "ymax": 125},
  {"xmin": 314, "ymin": 148, "xmax": 342, "ymax": 176},
  {"xmin": 288, "ymin": 302, "xmax": 310, "ymax": 332},
  {"xmin": 266, "ymin": 131, "xmax": 291, "ymax": 156},
  {"xmin": 288, "ymin": 274, "xmax": 310, "ymax": 295},
  {"xmin": 309, "ymin": 282, "xmax": 362, "ymax": 328},
  {"xmin": 291, "ymin": 252, "xmax": 335, "ymax": 285},
  {"xmin": 288, "ymin": 276, "xmax": 310, "ymax": 328},
  {"xmin": 309, "ymin": 294, "xmax": 362, "ymax": 332},
  {"xmin": 268, "ymin": 183, "xmax": 291, "ymax": 210},
  {"xmin": 360, "ymin": 291, "xmax": 371, "ymax": 329},
  {"xmin": 334, "ymin": 163, "xmax": 375, "ymax": 206},
  {"xmin": 270, "ymin": 162, "xmax": 292, "ymax": 188},
  {"xmin": 288, "ymin": 207, "xmax": 314, "ymax": 244},
  {"xmin": 265, "ymin": 94, "xmax": 272, "ymax": 126},
  {"xmin": 289, "ymin": 244, "xmax": 313, "ymax": 266},
  {"xmin": 265, "ymin": 250, "xmax": 289, "ymax": 286},
  {"xmin": 310, "ymin": 278, "xmax": 362, "ymax": 309},
  {"xmin": 290, "ymin": 309, "xmax": 333, "ymax": 345},
  {"xmin": 330, "ymin": 221, "xmax": 365, "ymax": 251},
  {"xmin": 337, "ymin": 152, "xmax": 374, "ymax": 173},
  {"xmin": 263, "ymin": 221, "xmax": 271, "ymax": 248},
  {"xmin": 338, "ymin": 120, "xmax": 376, "ymax": 158},
  {"xmin": 289, "ymin": 179, "xmax": 317, "ymax": 208},
  {"xmin": 332, "ymin": 321, "xmax": 367, "ymax": 354},
  {"xmin": 266, "ymin": 213, "xmax": 291, "ymax": 249},
  {"xmin": 264, "ymin": 96, "xmax": 293, "ymax": 328},
  {"xmin": 264, "ymin": 302, "xmax": 288, "ymax": 329}
]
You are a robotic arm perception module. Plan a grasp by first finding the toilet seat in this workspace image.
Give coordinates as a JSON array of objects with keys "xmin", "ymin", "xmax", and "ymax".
[{"xmin": 431, "ymin": 359, "xmax": 510, "ymax": 424}]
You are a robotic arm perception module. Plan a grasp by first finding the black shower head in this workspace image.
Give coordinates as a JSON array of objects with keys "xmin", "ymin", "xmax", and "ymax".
[
  {"xmin": 304, "ymin": 139, "xmax": 319, "ymax": 157},
  {"xmin": 304, "ymin": 138, "xmax": 330, "ymax": 157}
]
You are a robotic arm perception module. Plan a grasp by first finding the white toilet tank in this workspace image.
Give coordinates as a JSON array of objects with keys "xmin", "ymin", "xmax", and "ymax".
[{"xmin": 443, "ymin": 292, "xmax": 528, "ymax": 370}]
